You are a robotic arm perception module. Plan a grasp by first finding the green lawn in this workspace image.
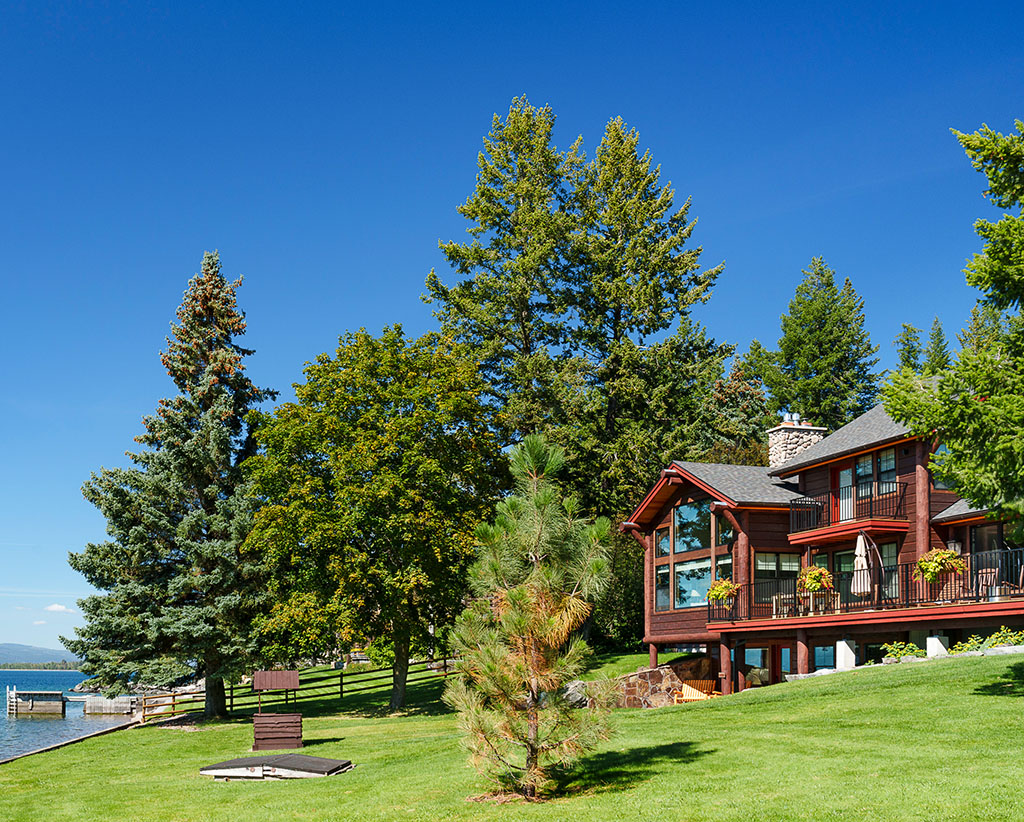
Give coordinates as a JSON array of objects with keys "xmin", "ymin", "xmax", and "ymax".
[{"xmin": 3, "ymin": 655, "xmax": 1024, "ymax": 821}]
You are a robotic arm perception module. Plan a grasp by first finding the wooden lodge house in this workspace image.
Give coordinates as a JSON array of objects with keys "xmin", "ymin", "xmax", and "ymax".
[{"xmin": 621, "ymin": 404, "xmax": 1023, "ymax": 693}]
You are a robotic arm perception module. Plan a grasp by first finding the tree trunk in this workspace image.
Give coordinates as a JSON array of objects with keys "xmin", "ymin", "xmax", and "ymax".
[
  {"xmin": 524, "ymin": 681, "xmax": 539, "ymax": 799},
  {"xmin": 389, "ymin": 633, "xmax": 410, "ymax": 712},
  {"xmin": 204, "ymin": 671, "xmax": 227, "ymax": 719}
]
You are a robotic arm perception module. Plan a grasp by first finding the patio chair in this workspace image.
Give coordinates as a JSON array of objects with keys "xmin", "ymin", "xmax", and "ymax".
[
  {"xmin": 672, "ymin": 680, "xmax": 721, "ymax": 704},
  {"xmin": 771, "ymin": 593, "xmax": 796, "ymax": 618}
]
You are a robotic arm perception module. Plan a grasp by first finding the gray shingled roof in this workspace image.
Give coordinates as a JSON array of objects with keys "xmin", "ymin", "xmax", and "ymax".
[
  {"xmin": 932, "ymin": 499, "xmax": 989, "ymax": 523},
  {"xmin": 672, "ymin": 461, "xmax": 802, "ymax": 505},
  {"xmin": 768, "ymin": 404, "xmax": 911, "ymax": 477}
]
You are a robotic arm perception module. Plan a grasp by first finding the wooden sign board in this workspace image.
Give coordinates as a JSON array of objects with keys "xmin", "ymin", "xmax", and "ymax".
[{"xmin": 253, "ymin": 670, "xmax": 300, "ymax": 691}]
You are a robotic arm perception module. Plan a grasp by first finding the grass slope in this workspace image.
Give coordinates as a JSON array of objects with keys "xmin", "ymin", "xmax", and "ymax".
[{"xmin": 2, "ymin": 655, "xmax": 1023, "ymax": 821}]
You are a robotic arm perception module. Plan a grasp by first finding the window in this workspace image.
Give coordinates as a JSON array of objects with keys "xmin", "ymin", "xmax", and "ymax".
[
  {"xmin": 716, "ymin": 513, "xmax": 735, "ymax": 546},
  {"xmin": 814, "ymin": 645, "xmax": 835, "ymax": 669},
  {"xmin": 654, "ymin": 526, "xmax": 670, "ymax": 558},
  {"xmin": 655, "ymin": 565, "xmax": 671, "ymax": 611},
  {"xmin": 674, "ymin": 501, "xmax": 711, "ymax": 553},
  {"xmin": 878, "ymin": 448, "xmax": 897, "ymax": 493},
  {"xmin": 855, "ymin": 454, "xmax": 873, "ymax": 498},
  {"xmin": 880, "ymin": 541, "xmax": 899, "ymax": 598},
  {"xmin": 971, "ymin": 523, "xmax": 1001, "ymax": 555},
  {"xmin": 716, "ymin": 554, "xmax": 733, "ymax": 581},
  {"xmin": 674, "ymin": 558, "xmax": 712, "ymax": 608},
  {"xmin": 813, "ymin": 553, "xmax": 829, "ymax": 569},
  {"xmin": 755, "ymin": 552, "xmax": 801, "ymax": 580}
]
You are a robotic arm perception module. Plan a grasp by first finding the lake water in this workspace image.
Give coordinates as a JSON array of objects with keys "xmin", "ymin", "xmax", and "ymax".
[{"xmin": 1, "ymin": 670, "xmax": 131, "ymax": 761}]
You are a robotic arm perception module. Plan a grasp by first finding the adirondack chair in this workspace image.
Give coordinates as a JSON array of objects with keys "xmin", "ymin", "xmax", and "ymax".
[{"xmin": 673, "ymin": 680, "xmax": 721, "ymax": 704}]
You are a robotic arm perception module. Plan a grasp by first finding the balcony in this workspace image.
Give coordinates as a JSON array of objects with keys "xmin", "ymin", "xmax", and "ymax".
[
  {"xmin": 789, "ymin": 481, "xmax": 908, "ymax": 538},
  {"xmin": 708, "ymin": 547, "xmax": 1024, "ymax": 624}
]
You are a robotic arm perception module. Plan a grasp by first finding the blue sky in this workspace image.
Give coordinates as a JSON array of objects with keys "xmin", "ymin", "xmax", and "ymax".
[{"xmin": 1, "ymin": 1, "xmax": 1022, "ymax": 648}]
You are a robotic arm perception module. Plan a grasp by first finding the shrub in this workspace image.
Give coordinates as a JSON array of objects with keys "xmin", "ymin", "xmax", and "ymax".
[{"xmin": 881, "ymin": 641, "xmax": 926, "ymax": 659}]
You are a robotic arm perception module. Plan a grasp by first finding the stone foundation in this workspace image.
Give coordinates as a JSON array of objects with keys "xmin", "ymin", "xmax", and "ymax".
[{"xmin": 613, "ymin": 656, "xmax": 713, "ymax": 709}]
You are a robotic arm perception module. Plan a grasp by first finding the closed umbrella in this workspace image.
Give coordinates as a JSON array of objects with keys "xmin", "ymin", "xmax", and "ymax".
[{"xmin": 852, "ymin": 533, "xmax": 872, "ymax": 597}]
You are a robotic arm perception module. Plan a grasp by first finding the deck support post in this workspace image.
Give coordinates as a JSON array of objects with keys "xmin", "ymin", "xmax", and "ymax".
[
  {"xmin": 734, "ymin": 640, "xmax": 746, "ymax": 692},
  {"xmin": 719, "ymin": 638, "xmax": 733, "ymax": 695},
  {"xmin": 796, "ymin": 629, "xmax": 810, "ymax": 674},
  {"xmin": 648, "ymin": 643, "xmax": 659, "ymax": 669},
  {"xmin": 915, "ymin": 440, "xmax": 931, "ymax": 558}
]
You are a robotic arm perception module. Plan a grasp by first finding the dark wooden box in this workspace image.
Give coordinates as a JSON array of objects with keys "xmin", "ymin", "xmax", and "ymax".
[{"xmin": 253, "ymin": 712, "xmax": 303, "ymax": 751}]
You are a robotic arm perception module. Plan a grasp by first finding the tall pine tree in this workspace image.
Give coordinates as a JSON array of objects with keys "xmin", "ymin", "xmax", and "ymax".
[
  {"xmin": 424, "ymin": 97, "xmax": 582, "ymax": 440},
  {"xmin": 885, "ymin": 120, "xmax": 1024, "ymax": 524},
  {"xmin": 749, "ymin": 257, "xmax": 879, "ymax": 431},
  {"xmin": 893, "ymin": 323, "xmax": 923, "ymax": 371},
  {"xmin": 63, "ymin": 252, "xmax": 276, "ymax": 717},
  {"xmin": 922, "ymin": 316, "xmax": 952, "ymax": 375}
]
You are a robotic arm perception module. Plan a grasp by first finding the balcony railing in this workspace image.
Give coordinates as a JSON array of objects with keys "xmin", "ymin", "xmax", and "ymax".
[
  {"xmin": 789, "ymin": 481, "xmax": 908, "ymax": 534},
  {"xmin": 708, "ymin": 547, "xmax": 1024, "ymax": 623}
]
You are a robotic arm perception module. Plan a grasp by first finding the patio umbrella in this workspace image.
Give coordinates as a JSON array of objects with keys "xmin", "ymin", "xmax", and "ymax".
[{"xmin": 852, "ymin": 533, "xmax": 872, "ymax": 597}]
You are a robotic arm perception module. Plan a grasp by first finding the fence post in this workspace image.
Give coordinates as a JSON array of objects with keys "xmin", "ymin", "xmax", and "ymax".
[
  {"xmin": 229, "ymin": 682, "xmax": 233, "ymax": 715},
  {"xmin": 339, "ymin": 670, "xmax": 344, "ymax": 699}
]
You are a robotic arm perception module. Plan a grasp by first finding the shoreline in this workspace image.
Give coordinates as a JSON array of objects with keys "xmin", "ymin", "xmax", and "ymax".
[
  {"xmin": 0, "ymin": 669, "xmax": 82, "ymax": 673},
  {"xmin": 0, "ymin": 719, "xmax": 138, "ymax": 766}
]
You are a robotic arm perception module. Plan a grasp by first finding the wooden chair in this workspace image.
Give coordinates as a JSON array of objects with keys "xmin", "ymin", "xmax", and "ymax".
[
  {"xmin": 771, "ymin": 593, "xmax": 796, "ymax": 618},
  {"xmin": 673, "ymin": 680, "xmax": 722, "ymax": 704}
]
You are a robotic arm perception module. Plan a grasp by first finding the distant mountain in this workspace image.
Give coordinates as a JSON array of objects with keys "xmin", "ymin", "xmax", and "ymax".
[{"xmin": 0, "ymin": 643, "xmax": 79, "ymax": 665}]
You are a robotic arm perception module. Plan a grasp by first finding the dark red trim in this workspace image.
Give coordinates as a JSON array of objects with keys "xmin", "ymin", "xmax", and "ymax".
[
  {"xmin": 788, "ymin": 518, "xmax": 910, "ymax": 545},
  {"xmin": 708, "ymin": 599, "xmax": 1024, "ymax": 634}
]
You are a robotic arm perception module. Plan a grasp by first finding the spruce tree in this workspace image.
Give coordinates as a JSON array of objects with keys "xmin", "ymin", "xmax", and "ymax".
[
  {"xmin": 444, "ymin": 436, "xmax": 612, "ymax": 799},
  {"xmin": 922, "ymin": 317, "xmax": 952, "ymax": 375},
  {"xmin": 885, "ymin": 120, "xmax": 1024, "ymax": 523},
  {"xmin": 750, "ymin": 257, "xmax": 879, "ymax": 431},
  {"xmin": 63, "ymin": 252, "xmax": 276, "ymax": 717},
  {"xmin": 893, "ymin": 323, "xmax": 923, "ymax": 371}
]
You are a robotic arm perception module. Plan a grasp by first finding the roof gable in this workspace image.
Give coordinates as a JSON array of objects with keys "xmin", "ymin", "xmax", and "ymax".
[{"xmin": 769, "ymin": 404, "xmax": 912, "ymax": 477}]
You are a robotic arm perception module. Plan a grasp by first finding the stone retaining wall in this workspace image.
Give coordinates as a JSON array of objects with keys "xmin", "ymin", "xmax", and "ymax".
[{"xmin": 614, "ymin": 655, "xmax": 714, "ymax": 709}]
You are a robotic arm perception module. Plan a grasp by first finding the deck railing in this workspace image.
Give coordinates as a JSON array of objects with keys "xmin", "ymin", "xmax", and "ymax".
[
  {"xmin": 789, "ymin": 481, "xmax": 908, "ymax": 533},
  {"xmin": 708, "ymin": 547, "xmax": 1024, "ymax": 623}
]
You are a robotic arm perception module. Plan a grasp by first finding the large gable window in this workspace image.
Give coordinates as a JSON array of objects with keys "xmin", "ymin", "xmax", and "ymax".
[{"xmin": 674, "ymin": 500, "xmax": 711, "ymax": 553}]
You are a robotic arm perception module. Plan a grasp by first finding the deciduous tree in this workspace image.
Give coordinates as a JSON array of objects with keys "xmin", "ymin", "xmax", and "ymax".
[{"xmin": 245, "ymin": 327, "xmax": 502, "ymax": 710}]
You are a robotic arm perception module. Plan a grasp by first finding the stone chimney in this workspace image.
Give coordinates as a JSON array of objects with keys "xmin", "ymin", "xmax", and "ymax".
[{"xmin": 767, "ymin": 416, "xmax": 828, "ymax": 469}]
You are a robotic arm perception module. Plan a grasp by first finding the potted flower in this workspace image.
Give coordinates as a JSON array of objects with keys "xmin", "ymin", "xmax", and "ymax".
[
  {"xmin": 797, "ymin": 565, "xmax": 834, "ymax": 593},
  {"xmin": 797, "ymin": 566, "xmax": 835, "ymax": 615},
  {"xmin": 913, "ymin": 548, "xmax": 967, "ymax": 583},
  {"xmin": 707, "ymin": 578, "xmax": 741, "ymax": 601}
]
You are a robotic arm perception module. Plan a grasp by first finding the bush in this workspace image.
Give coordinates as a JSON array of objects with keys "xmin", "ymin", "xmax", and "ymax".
[
  {"xmin": 949, "ymin": 626, "xmax": 1024, "ymax": 655},
  {"xmin": 881, "ymin": 641, "xmax": 926, "ymax": 659}
]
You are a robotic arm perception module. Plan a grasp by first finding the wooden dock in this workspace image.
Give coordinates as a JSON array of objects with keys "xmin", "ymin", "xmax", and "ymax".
[{"xmin": 6, "ymin": 687, "xmax": 67, "ymax": 716}]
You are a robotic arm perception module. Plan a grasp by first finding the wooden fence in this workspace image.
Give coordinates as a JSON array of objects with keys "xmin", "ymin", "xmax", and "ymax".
[{"xmin": 139, "ymin": 657, "xmax": 454, "ymax": 722}]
